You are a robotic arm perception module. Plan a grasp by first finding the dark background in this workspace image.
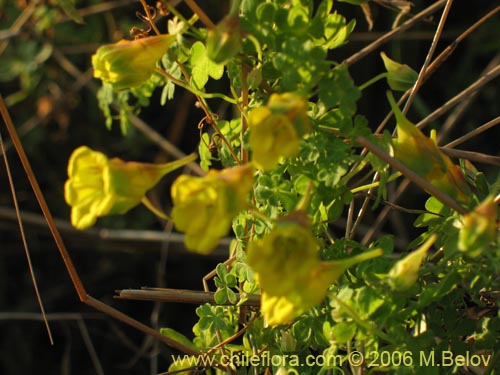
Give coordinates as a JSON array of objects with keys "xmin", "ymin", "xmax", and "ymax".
[{"xmin": 0, "ymin": 0, "xmax": 498, "ymax": 373}]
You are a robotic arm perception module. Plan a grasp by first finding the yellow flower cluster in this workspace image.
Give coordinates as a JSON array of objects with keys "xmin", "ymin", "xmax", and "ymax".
[
  {"xmin": 248, "ymin": 93, "xmax": 311, "ymax": 171},
  {"xmin": 247, "ymin": 216, "xmax": 382, "ymax": 325},
  {"xmin": 64, "ymin": 146, "xmax": 195, "ymax": 229},
  {"xmin": 92, "ymin": 35, "xmax": 175, "ymax": 90},
  {"xmin": 388, "ymin": 92, "xmax": 471, "ymax": 204},
  {"xmin": 171, "ymin": 164, "xmax": 254, "ymax": 254}
]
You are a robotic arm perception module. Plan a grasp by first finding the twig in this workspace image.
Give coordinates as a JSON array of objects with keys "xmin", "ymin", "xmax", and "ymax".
[
  {"xmin": 77, "ymin": 319, "xmax": 105, "ymax": 375},
  {"xmin": 416, "ymin": 63, "xmax": 500, "ymax": 129},
  {"xmin": 0, "ymin": 1, "xmax": 37, "ymax": 44},
  {"xmin": 0, "ymin": 205, "xmax": 231, "ymax": 255},
  {"xmin": 0, "ymin": 104, "xmax": 54, "ymax": 345},
  {"xmin": 57, "ymin": 0, "xmax": 136, "ymax": 23},
  {"xmin": 139, "ymin": 0, "xmax": 161, "ymax": 35},
  {"xmin": 184, "ymin": 0, "xmax": 215, "ymax": 29},
  {"xmin": 343, "ymin": 0, "xmax": 447, "ymax": 66},
  {"xmin": 355, "ymin": 135, "xmax": 467, "ymax": 214},
  {"xmin": 115, "ymin": 287, "xmax": 261, "ymax": 306},
  {"xmin": 403, "ymin": 0, "xmax": 454, "ymax": 114},
  {"xmin": 422, "ymin": 6, "xmax": 500, "ymax": 87},
  {"xmin": 439, "ymin": 148, "xmax": 500, "ymax": 166},
  {"xmin": 0, "ymin": 312, "xmax": 103, "ymax": 321},
  {"xmin": 444, "ymin": 115, "xmax": 500, "ymax": 149},
  {"xmin": 438, "ymin": 54, "xmax": 500, "ymax": 143}
]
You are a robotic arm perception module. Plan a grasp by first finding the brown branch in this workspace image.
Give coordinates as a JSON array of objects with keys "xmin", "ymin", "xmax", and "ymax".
[
  {"xmin": 439, "ymin": 148, "xmax": 500, "ymax": 166},
  {"xmin": 115, "ymin": 287, "xmax": 261, "ymax": 306},
  {"xmin": 355, "ymin": 135, "xmax": 467, "ymax": 215},
  {"xmin": 444, "ymin": 115, "xmax": 500, "ymax": 149},
  {"xmin": 416, "ymin": 63, "xmax": 500, "ymax": 129}
]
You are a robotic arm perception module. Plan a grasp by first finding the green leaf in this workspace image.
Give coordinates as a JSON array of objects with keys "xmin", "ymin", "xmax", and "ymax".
[
  {"xmin": 319, "ymin": 65, "xmax": 361, "ymax": 114},
  {"xmin": 214, "ymin": 288, "xmax": 228, "ymax": 304},
  {"xmin": 167, "ymin": 356, "xmax": 197, "ymax": 375},
  {"xmin": 198, "ymin": 133, "xmax": 212, "ymax": 172},
  {"xmin": 190, "ymin": 41, "xmax": 224, "ymax": 88},
  {"xmin": 160, "ymin": 328, "xmax": 198, "ymax": 352},
  {"xmin": 58, "ymin": 0, "xmax": 84, "ymax": 24},
  {"xmin": 324, "ymin": 13, "xmax": 355, "ymax": 50},
  {"xmin": 331, "ymin": 321, "xmax": 357, "ymax": 343},
  {"xmin": 96, "ymin": 84, "xmax": 114, "ymax": 130}
]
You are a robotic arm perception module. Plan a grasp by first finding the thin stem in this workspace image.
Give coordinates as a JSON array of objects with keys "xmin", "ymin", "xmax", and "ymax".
[
  {"xmin": 439, "ymin": 148, "xmax": 500, "ymax": 166},
  {"xmin": 142, "ymin": 196, "xmax": 171, "ymax": 221},
  {"xmin": 115, "ymin": 287, "xmax": 261, "ymax": 306},
  {"xmin": 155, "ymin": 67, "xmax": 238, "ymax": 104},
  {"xmin": 0, "ymin": 95, "xmax": 215, "ymax": 356},
  {"xmin": 241, "ymin": 64, "xmax": 249, "ymax": 163},
  {"xmin": 358, "ymin": 72, "xmax": 388, "ymax": 91},
  {"xmin": 416, "ymin": 63, "xmax": 500, "ymax": 130},
  {"xmin": 343, "ymin": 0, "xmax": 447, "ymax": 66},
  {"xmin": 0, "ymin": 128, "xmax": 54, "ymax": 345},
  {"xmin": 444, "ymin": 115, "xmax": 500, "ymax": 149},
  {"xmin": 403, "ymin": 0, "xmax": 454, "ymax": 114},
  {"xmin": 0, "ymin": 95, "xmax": 88, "ymax": 301},
  {"xmin": 156, "ymin": 64, "xmax": 241, "ymax": 164},
  {"xmin": 163, "ymin": 2, "xmax": 204, "ymax": 39},
  {"xmin": 77, "ymin": 319, "xmax": 105, "ymax": 375},
  {"xmin": 184, "ymin": 0, "xmax": 215, "ymax": 29},
  {"xmin": 350, "ymin": 172, "xmax": 401, "ymax": 194},
  {"xmin": 330, "ymin": 294, "xmax": 395, "ymax": 344},
  {"xmin": 139, "ymin": 0, "xmax": 161, "ymax": 35}
]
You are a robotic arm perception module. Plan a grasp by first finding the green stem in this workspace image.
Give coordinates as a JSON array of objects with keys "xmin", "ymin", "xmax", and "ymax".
[
  {"xmin": 295, "ymin": 181, "xmax": 314, "ymax": 211},
  {"xmin": 330, "ymin": 290, "xmax": 395, "ymax": 344},
  {"xmin": 164, "ymin": 3, "xmax": 204, "ymax": 40},
  {"xmin": 358, "ymin": 72, "xmax": 388, "ymax": 91},
  {"xmin": 155, "ymin": 67, "xmax": 238, "ymax": 104},
  {"xmin": 350, "ymin": 172, "xmax": 401, "ymax": 194},
  {"xmin": 142, "ymin": 196, "xmax": 171, "ymax": 221},
  {"xmin": 248, "ymin": 208, "xmax": 273, "ymax": 229},
  {"xmin": 185, "ymin": 0, "xmax": 215, "ymax": 29}
]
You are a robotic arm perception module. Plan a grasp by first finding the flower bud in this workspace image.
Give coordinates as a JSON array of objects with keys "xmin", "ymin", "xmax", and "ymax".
[
  {"xmin": 458, "ymin": 196, "xmax": 497, "ymax": 257},
  {"xmin": 381, "ymin": 52, "xmax": 418, "ymax": 92},
  {"xmin": 248, "ymin": 93, "xmax": 311, "ymax": 171},
  {"xmin": 387, "ymin": 91, "xmax": 470, "ymax": 203},
  {"xmin": 92, "ymin": 35, "xmax": 175, "ymax": 90},
  {"xmin": 64, "ymin": 146, "xmax": 196, "ymax": 229},
  {"xmin": 171, "ymin": 164, "xmax": 254, "ymax": 254},
  {"xmin": 388, "ymin": 234, "xmax": 437, "ymax": 291},
  {"xmin": 207, "ymin": 0, "xmax": 242, "ymax": 64},
  {"xmin": 207, "ymin": 15, "xmax": 242, "ymax": 64}
]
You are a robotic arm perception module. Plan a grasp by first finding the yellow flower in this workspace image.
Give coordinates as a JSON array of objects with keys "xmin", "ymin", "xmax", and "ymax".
[
  {"xmin": 64, "ymin": 146, "xmax": 196, "ymax": 229},
  {"xmin": 92, "ymin": 35, "xmax": 175, "ymax": 90},
  {"xmin": 387, "ymin": 91, "xmax": 470, "ymax": 204},
  {"xmin": 248, "ymin": 93, "xmax": 311, "ymax": 171},
  {"xmin": 248, "ymin": 216, "xmax": 382, "ymax": 325},
  {"xmin": 171, "ymin": 164, "xmax": 254, "ymax": 254},
  {"xmin": 388, "ymin": 234, "xmax": 437, "ymax": 291}
]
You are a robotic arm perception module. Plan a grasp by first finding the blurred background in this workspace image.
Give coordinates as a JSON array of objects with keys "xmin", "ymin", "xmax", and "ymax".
[{"xmin": 0, "ymin": 0, "xmax": 498, "ymax": 373}]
